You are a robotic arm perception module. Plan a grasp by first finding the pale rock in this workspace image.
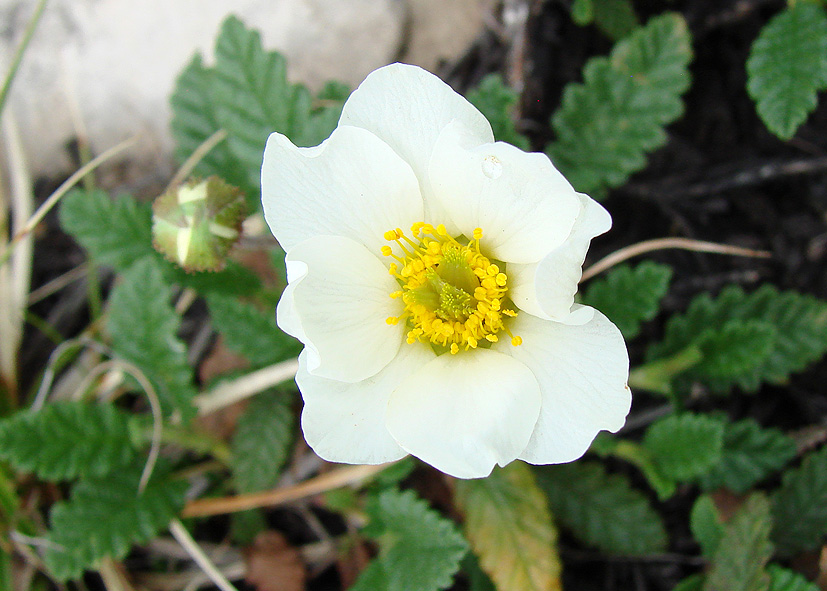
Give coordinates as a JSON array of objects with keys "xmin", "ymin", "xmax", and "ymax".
[
  {"xmin": 0, "ymin": 0, "xmax": 406, "ymax": 181},
  {"xmin": 402, "ymin": 0, "xmax": 498, "ymax": 71}
]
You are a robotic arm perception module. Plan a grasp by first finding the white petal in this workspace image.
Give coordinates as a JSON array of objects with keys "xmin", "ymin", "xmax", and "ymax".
[
  {"xmin": 429, "ymin": 121, "xmax": 581, "ymax": 264},
  {"xmin": 298, "ymin": 345, "xmax": 435, "ymax": 465},
  {"xmin": 261, "ymin": 125, "xmax": 423, "ymax": 253},
  {"xmin": 339, "ymin": 63, "xmax": 494, "ymax": 227},
  {"xmin": 275, "ymin": 259, "xmax": 321, "ymax": 370},
  {"xmin": 494, "ymin": 309, "xmax": 631, "ymax": 465},
  {"xmin": 280, "ymin": 235, "xmax": 405, "ymax": 383},
  {"xmin": 386, "ymin": 348, "xmax": 541, "ymax": 479},
  {"xmin": 509, "ymin": 194, "xmax": 611, "ymax": 321}
]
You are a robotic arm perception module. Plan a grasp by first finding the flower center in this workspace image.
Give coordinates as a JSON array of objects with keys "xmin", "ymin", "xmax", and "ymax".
[{"xmin": 382, "ymin": 223, "xmax": 522, "ymax": 355}]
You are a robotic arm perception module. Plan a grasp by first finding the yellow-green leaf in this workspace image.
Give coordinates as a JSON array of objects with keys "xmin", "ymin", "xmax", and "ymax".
[{"xmin": 455, "ymin": 463, "xmax": 562, "ymax": 591}]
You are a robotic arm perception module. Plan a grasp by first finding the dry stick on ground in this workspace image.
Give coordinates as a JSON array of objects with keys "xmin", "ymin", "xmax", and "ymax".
[
  {"xmin": 182, "ymin": 463, "xmax": 391, "ymax": 518},
  {"xmin": 169, "ymin": 519, "xmax": 240, "ymax": 591},
  {"xmin": 194, "ymin": 358, "xmax": 300, "ymax": 416},
  {"xmin": 0, "ymin": 111, "xmax": 34, "ymax": 399},
  {"xmin": 0, "ymin": 136, "xmax": 137, "ymax": 268},
  {"xmin": 166, "ymin": 129, "xmax": 228, "ymax": 191},
  {"xmin": 581, "ymin": 237, "xmax": 772, "ymax": 282}
]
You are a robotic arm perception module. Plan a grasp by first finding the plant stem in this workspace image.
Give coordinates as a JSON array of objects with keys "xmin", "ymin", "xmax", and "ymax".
[
  {"xmin": 628, "ymin": 346, "xmax": 703, "ymax": 397},
  {"xmin": 182, "ymin": 463, "xmax": 392, "ymax": 518},
  {"xmin": 0, "ymin": 0, "xmax": 50, "ymax": 118},
  {"xmin": 132, "ymin": 420, "xmax": 233, "ymax": 465}
]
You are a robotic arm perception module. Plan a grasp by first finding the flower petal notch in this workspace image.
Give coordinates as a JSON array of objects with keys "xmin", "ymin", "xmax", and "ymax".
[{"xmin": 262, "ymin": 62, "xmax": 631, "ymax": 479}]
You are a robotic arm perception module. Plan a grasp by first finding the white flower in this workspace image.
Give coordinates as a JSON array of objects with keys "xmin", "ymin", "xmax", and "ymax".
[{"xmin": 261, "ymin": 63, "xmax": 631, "ymax": 479}]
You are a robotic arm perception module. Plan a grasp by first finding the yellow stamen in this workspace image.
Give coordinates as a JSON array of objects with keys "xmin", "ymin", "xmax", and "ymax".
[{"xmin": 381, "ymin": 223, "xmax": 520, "ymax": 353}]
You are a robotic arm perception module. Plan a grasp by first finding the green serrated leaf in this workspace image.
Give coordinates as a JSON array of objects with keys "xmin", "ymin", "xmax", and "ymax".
[
  {"xmin": 368, "ymin": 457, "xmax": 417, "ymax": 490},
  {"xmin": 772, "ymin": 445, "xmax": 827, "ymax": 556},
  {"xmin": 767, "ymin": 565, "xmax": 819, "ymax": 591},
  {"xmin": 674, "ymin": 574, "xmax": 705, "ymax": 591},
  {"xmin": 350, "ymin": 561, "xmax": 391, "ymax": 591},
  {"xmin": 171, "ymin": 18, "xmax": 346, "ymax": 213},
  {"xmin": 163, "ymin": 259, "xmax": 261, "ymax": 297},
  {"xmin": 462, "ymin": 553, "xmax": 498, "ymax": 591},
  {"xmin": 0, "ymin": 402, "xmax": 136, "ymax": 481},
  {"xmin": 590, "ymin": 434, "xmax": 677, "ymax": 499},
  {"xmin": 43, "ymin": 462, "xmax": 187, "ymax": 580},
  {"xmin": 700, "ymin": 418, "xmax": 796, "ymax": 494},
  {"xmin": 690, "ymin": 495, "xmax": 724, "ymax": 558},
  {"xmin": 582, "ymin": 261, "xmax": 672, "ymax": 338},
  {"xmin": 231, "ymin": 391, "xmax": 294, "ymax": 493},
  {"xmin": 455, "ymin": 463, "xmax": 561, "ymax": 591},
  {"xmin": 211, "ymin": 16, "xmax": 343, "ymax": 195},
  {"xmin": 536, "ymin": 462, "xmax": 667, "ymax": 555},
  {"xmin": 746, "ymin": 4, "xmax": 827, "ymax": 140},
  {"xmin": 0, "ymin": 546, "xmax": 10, "ymax": 591},
  {"xmin": 297, "ymin": 80, "xmax": 350, "ymax": 148},
  {"xmin": 207, "ymin": 294, "xmax": 300, "ymax": 368},
  {"xmin": 107, "ymin": 258, "xmax": 196, "ymax": 420},
  {"xmin": 644, "ymin": 413, "xmax": 724, "ymax": 481},
  {"xmin": 467, "ymin": 74, "xmax": 530, "ymax": 150},
  {"xmin": 593, "ymin": 0, "xmax": 639, "ymax": 41},
  {"xmin": 352, "ymin": 488, "xmax": 468, "ymax": 591},
  {"xmin": 571, "ymin": 0, "xmax": 594, "ymax": 24},
  {"xmin": 647, "ymin": 285, "xmax": 827, "ymax": 394},
  {"xmin": 696, "ymin": 320, "xmax": 777, "ymax": 381},
  {"xmin": 169, "ymin": 54, "xmax": 253, "ymax": 197},
  {"xmin": 704, "ymin": 494, "xmax": 773, "ymax": 591},
  {"xmin": 230, "ymin": 510, "xmax": 267, "ymax": 545},
  {"xmin": 59, "ymin": 189, "xmax": 154, "ymax": 270},
  {"xmin": 547, "ymin": 12, "xmax": 692, "ymax": 197}
]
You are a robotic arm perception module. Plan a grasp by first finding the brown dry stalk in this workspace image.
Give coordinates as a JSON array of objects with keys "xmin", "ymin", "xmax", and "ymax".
[
  {"xmin": 581, "ymin": 237, "xmax": 771, "ymax": 283},
  {"xmin": 182, "ymin": 463, "xmax": 391, "ymax": 518}
]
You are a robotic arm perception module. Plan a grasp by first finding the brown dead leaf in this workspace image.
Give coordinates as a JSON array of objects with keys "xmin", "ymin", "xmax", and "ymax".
[
  {"xmin": 336, "ymin": 532, "xmax": 372, "ymax": 589},
  {"xmin": 816, "ymin": 546, "xmax": 827, "ymax": 589},
  {"xmin": 195, "ymin": 337, "xmax": 249, "ymax": 439},
  {"xmin": 199, "ymin": 336, "xmax": 249, "ymax": 384},
  {"xmin": 709, "ymin": 489, "xmax": 744, "ymax": 523},
  {"xmin": 244, "ymin": 531, "xmax": 306, "ymax": 591}
]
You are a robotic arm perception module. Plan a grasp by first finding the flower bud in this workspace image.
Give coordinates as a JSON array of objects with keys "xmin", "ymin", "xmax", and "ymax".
[{"xmin": 152, "ymin": 177, "xmax": 246, "ymax": 272}]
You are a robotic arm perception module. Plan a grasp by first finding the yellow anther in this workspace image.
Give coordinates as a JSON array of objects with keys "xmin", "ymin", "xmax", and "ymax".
[
  {"xmin": 511, "ymin": 336, "xmax": 523, "ymax": 346},
  {"xmin": 383, "ymin": 223, "xmax": 517, "ymax": 354}
]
